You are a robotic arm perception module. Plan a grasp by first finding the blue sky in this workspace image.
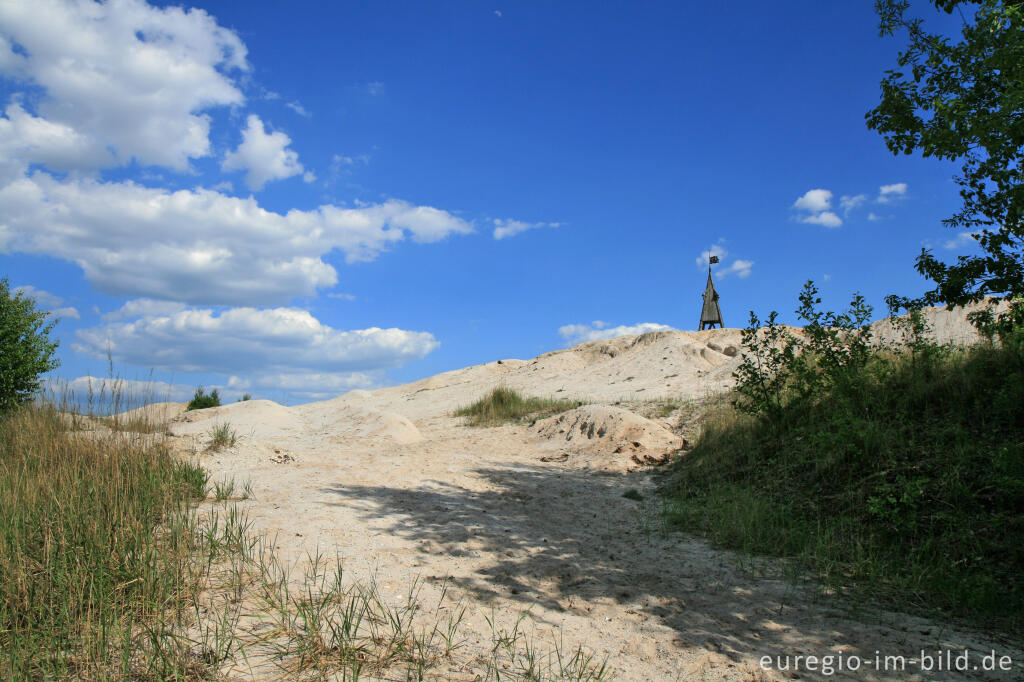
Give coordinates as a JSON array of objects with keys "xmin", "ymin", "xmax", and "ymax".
[{"xmin": 0, "ymin": 0, "xmax": 975, "ymax": 403}]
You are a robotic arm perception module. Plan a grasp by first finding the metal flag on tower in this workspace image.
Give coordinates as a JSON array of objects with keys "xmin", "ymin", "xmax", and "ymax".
[{"xmin": 699, "ymin": 252, "xmax": 723, "ymax": 330}]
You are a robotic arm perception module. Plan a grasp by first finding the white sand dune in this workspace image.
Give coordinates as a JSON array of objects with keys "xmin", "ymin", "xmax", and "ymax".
[{"xmin": 144, "ymin": 304, "xmax": 1019, "ymax": 680}]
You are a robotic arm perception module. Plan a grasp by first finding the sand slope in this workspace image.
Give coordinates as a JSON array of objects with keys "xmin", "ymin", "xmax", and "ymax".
[{"xmin": 152, "ymin": 305, "xmax": 1020, "ymax": 680}]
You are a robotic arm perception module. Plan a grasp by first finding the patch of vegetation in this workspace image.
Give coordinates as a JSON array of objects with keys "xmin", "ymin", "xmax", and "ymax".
[
  {"xmin": 0, "ymin": 401, "xmax": 208, "ymax": 677},
  {"xmin": 664, "ymin": 287, "xmax": 1024, "ymax": 631},
  {"xmin": 0, "ymin": 277, "xmax": 60, "ymax": 411},
  {"xmin": 238, "ymin": 393, "xmax": 252, "ymax": 402},
  {"xmin": 0, "ymin": 394, "xmax": 614, "ymax": 678},
  {"xmin": 186, "ymin": 386, "xmax": 221, "ymax": 411},
  {"xmin": 454, "ymin": 386, "xmax": 582, "ymax": 426},
  {"xmin": 207, "ymin": 422, "xmax": 237, "ymax": 451}
]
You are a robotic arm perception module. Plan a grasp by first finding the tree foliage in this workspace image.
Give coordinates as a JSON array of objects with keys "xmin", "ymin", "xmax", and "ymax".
[
  {"xmin": 0, "ymin": 277, "xmax": 60, "ymax": 411},
  {"xmin": 186, "ymin": 387, "xmax": 221, "ymax": 411},
  {"xmin": 867, "ymin": 0, "xmax": 1024, "ymax": 335}
]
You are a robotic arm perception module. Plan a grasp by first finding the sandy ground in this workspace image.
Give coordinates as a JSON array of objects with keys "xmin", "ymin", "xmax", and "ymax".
[{"xmin": 154, "ymin": 308, "xmax": 1021, "ymax": 680}]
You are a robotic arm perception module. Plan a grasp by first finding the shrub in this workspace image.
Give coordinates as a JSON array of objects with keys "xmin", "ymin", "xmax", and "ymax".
[
  {"xmin": 186, "ymin": 386, "xmax": 221, "ymax": 411},
  {"xmin": 732, "ymin": 281, "xmax": 873, "ymax": 420},
  {"xmin": 0, "ymin": 278, "xmax": 60, "ymax": 411}
]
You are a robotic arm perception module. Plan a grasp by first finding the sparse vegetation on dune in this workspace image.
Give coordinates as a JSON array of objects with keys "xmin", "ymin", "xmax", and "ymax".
[
  {"xmin": 455, "ymin": 385, "xmax": 583, "ymax": 426},
  {"xmin": 0, "ymin": 401, "xmax": 209, "ymax": 677},
  {"xmin": 0, "ymin": 393, "xmax": 611, "ymax": 679},
  {"xmin": 664, "ymin": 290, "xmax": 1024, "ymax": 632}
]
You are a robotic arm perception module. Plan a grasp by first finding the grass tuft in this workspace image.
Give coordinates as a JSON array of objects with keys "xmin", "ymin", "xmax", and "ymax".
[
  {"xmin": 454, "ymin": 385, "xmax": 582, "ymax": 426},
  {"xmin": 207, "ymin": 422, "xmax": 237, "ymax": 451}
]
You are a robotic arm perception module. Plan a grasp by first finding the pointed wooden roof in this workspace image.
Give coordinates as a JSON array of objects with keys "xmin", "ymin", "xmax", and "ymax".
[{"xmin": 699, "ymin": 269, "xmax": 723, "ymax": 329}]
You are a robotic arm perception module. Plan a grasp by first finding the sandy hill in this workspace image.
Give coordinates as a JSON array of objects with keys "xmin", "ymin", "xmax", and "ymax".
[{"xmin": 148, "ymin": 303, "xmax": 1019, "ymax": 681}]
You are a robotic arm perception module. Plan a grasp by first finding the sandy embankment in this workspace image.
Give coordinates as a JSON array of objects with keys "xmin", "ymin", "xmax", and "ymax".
[{"xmin": 147, "ymin": 306, "xmax": 1021, "ymax": 680}]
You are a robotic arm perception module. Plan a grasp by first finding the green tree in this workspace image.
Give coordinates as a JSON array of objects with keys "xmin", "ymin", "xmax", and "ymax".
[
  {"xmin": 0, "ymin": 277, "xmax": 60, "ymax": 411},
  {"xmin": 867, "ymin": 0, "xmax": 1024, "ymax": 336}
]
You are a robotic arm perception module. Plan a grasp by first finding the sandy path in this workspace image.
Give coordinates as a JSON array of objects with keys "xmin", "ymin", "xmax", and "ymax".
[
  {"xmin": 164, "ymin": 316, "xmax": 1021, "ymax": 680},
  {"xmin": 176, "ymin": 413, "xmax": 1020, "ymax": 681}
]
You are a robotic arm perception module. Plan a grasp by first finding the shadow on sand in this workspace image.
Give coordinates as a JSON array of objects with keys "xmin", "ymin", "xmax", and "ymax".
[{"xmin": 319, "ymin": 461, "xmax": 1015, "ymax": 679}]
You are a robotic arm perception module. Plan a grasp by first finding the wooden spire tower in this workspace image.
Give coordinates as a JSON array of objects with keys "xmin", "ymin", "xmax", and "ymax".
[{"xmin": 699, "ymin": 255, "xmax": 723, "ymax": 330}]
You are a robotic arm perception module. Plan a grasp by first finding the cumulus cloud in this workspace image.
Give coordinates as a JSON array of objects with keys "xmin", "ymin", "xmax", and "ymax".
[
  {"xmin": 222, "ymin": 115, "xmax": 304, "ymax": 191},
  {"xmin": 492, "ymin": 218, "xmax": 559, "ymax": 240},
  {"xmin": 840, "ymin": 193, "xmax": 867, "ymax": 216},
  {"xmin": 793, "ymin": 189, "xmax": 832, "ymax": 213},
  {"xmin": 103, "ymin": 298, "xmax": 188, "ymax": 321},
  {"xmin": 695, "ymin": 243, "xmax": 727, "ymax": 268},
  {"xmin": 13, "ymin": 284, "xmax": 79, "ymax": 319},
  {"xmin": 226, "ymin": 371, "xmax": 379, "ymax": 401},
  {"xmin": 74, "ymin": 305, "xmax": 439, "ymax": 394},
  {"xmin": 719, "ymin": 259, "xmax": 753, "ymax": 278},
  {"xmin": 52, "ymin": 376, "xmax": 196, "ymax": 403},
  {"xmin": 793, "ymin": 188, "xmax": 843, "ymax": 228},
  {"xmin": 0, "ymin": 102, "xmax": 113, "ymax": 180},
  {"xmin": 944, "ymin": 231, "xmax": 979, "ymax": 250},
  {"xmin": 877, "ymin": 183, "xmax": 908, "ymax": 203},
  {"xmin": 0, "ymin": 172, "xmax": 474, "ymax": 305},
  {"xmin": 558, "ymin": 321, "xmax": 674, "ymax": 345},
  {"xmin": 801, "ymin": 211, "xmax": 842, "ymax": 228},
  {"xmin": 694, "ymin": 242, "xmax": 753, "ymax": 278},
  {"xmin": 0, "ymin": 0, "xmax": 247, "ymax": 171}
]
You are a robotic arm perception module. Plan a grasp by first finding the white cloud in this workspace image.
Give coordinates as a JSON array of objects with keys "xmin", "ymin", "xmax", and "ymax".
[
  {"xmin": 13, "ymin": 284, "xmax": 63, "ymax": 308},
  {"xmin": 286, "ymin": 101, "xmax": 310, "ymax": 117},
  {"xmin": 696, "ymin": 243, "xmax": 727, "ymax": 268},
  {"xmin": 558, "ymin": 321, "xmax": 674, "ymax": 345},
  {"xmin": 327, "ymin": 292, "xmax": 356, "ymax": 301},
  {"xmin": 227, "ymin": 371, "xmax": 379, "ymax": 401},
  {"xmin": 790, "ymin": 187, "xmax": 839, "ymax": 227},
  {"xmin": 868, "ymin": 212, "xmax": 884, "ymax": 221},
  {"xmin": 13, "ymin": 284, "xmax": 79, "ymax": 318},
  {"xmin": 0, "ymin": 0, "xmax": 247, "ymax": 171},
  {"xmin": 0, "ymin": 172, "xmax": 474, "ymax": 305},
  {"xmin": 877, "ymin": 183, "xmax": 907, "ymax": 203},
  {"xmin": 52, "ymin": 375, "xmax": 195, "ymax": 403},
  {"xmin": 792, "ymin": 188, "xmax": 842, "ymax": 227},
  {"xmin": 366, "ymin": 81, "xmax": 385, "ymax": 96},
  {"xmin": 944, "ymin": 231, "xmax": 979, "ymax": 250},
  {"xmin": 51, "ymin": 306, "xmax": 80, "ymax": 320},
  {"xmin": 0, "ymin": 102, "xmax": 113, "ymax": 180},
  {"xmin": 801, "ymin": 211, "xmax": 842, "ymax": 228},
  {"xmin": 840, "ymin": 193, "xmax": 867, "ymax": 216},
  {"xmin": 103, "ymin": 298, "xmax": 188, "ymax": 321},
  {"xmin": 793, "ymin": 189, "xmax": 833, "ymax": 213},
  {"xmin": 492, "ymin": 218, "xmax": 559, "ymax": 240},
  {"xmin": 74, "ymin": 306, "xmax": 439, "ymax": 381},
  {"xmin": 719, "ymin": 259, "xmax": 754, "ymax": 278},
  {"xmin": 694, "ymin": 242, "xmax": 752, "ymax": 277},
  {"xmin": 222, "ymin": 115, "xmax": 304, "ymax": 191}
]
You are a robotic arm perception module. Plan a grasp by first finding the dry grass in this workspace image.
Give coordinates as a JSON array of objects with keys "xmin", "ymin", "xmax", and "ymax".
[{"xmin": 0, "ymin": 394, "xmax": 611, "ymax": 680}]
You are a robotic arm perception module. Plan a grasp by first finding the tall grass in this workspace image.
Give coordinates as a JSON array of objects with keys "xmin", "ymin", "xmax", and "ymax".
[
  {"xmin": 0, "ymin": 402, "xmax": 208, "ymax": 677},
  {"xmin": 0, "ymin": 395, "xmax": 612, "ymax": 679},
  {"xmin": 664, "ymin": 340, "xmax": 1024, "ymax": 631},
  {"xmin": 454, "ymin": 385, "xmax": 582, "ymax": 426}
]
